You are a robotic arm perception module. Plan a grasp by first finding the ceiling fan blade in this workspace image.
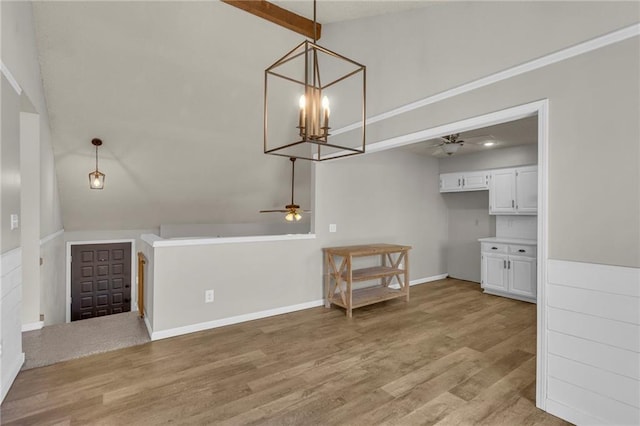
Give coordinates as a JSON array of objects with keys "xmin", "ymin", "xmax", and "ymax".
[
  {"xmin": 259, "ymin": 209, "xmax": 288, "ymax": 213},
  {"xmin": 425, "ymin": 142, "xmax": 443, "ymax": 148}
]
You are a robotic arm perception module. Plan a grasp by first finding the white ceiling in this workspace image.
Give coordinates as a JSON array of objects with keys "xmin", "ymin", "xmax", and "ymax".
[{"xmin": 402, "ymin": 116, "xmax": 538, "ymax": 158}]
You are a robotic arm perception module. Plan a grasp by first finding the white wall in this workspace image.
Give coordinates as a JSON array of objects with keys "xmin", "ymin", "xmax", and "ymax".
[
  {"xmin": 315, "ymin": 148, "xmax": 448, "ymax": 281},
  {"xmin": 1, "ymin": 76, "xmax": 21, "ymax": 253},
  {"xmin": 20, "ymin": 112, "xmax": 40, "ymax": 326},
  {"xmin": 0, "ymin": 250, "xmax": 24, "ymax": 403},
  {"xmin": 546, "ymin": 260, "xmax": 639, "ymax": 425},
  {"xmin": 2, "ymin": 1, "xmax": 64, "ymax": 332},
  {"xmin": 439, "ymin": 144, "xmax": 538, "ymax": 174},
  {"xmin": 39, "ymin": 232, "xmax": 65, "ymax": 325}
]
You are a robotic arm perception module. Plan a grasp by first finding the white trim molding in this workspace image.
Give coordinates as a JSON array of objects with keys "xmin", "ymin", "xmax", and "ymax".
[
  {"xmin": 21, "ymin": 321, "xmax": 44, "ymax": 332},
  {"xmin": 332, "ymin": 23, "xmax": 640, "ymax": 137},
  {"xmin": 389, "ymin": 273, "xmax": 449, "ymax": 289},
  {"xmin": 142, "ymin": 232, "xmax": 316, "ymax": 248},
  {"xmin": 40, "ymin": 229, "xmax": 64, "ymax": 246},
  {"xmin": 150, "ymin": 299, "xmax": 325, "ymax": 341},
  {"xmin": 0, "ymin": 61, "xmax": 22, "ymax": 95}
]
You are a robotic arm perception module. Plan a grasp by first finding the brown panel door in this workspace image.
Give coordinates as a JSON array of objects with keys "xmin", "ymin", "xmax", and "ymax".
[{"xmin": 71, "ymin": 242, "xmax": 132, "ymax": 321}]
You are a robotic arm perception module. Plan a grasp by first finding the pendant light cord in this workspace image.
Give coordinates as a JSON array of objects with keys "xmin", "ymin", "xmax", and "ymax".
[
  {"xmin": 95, "ymin": 145, "xmax": 99, "ymax": 172},
  {"xmin": 313, "ymin": 0, "xmax": 317, "ymax": 43},
  {"xmin": 290, "ymin": 157, "xmax": 296, "ymax": 205}
]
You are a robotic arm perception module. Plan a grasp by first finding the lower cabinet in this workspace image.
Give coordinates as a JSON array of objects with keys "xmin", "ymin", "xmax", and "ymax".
[{"xmin": 481, "ymin": 242, "xmax": 536, "ymax": 303}]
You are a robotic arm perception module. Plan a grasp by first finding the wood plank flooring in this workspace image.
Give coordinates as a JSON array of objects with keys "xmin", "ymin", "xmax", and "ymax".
[{"xmin": 1, "ymin": 279, "xmax": 571, "ymax": 425}]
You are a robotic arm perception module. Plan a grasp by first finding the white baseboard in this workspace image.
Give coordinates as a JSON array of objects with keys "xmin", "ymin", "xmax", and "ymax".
[
  {"xmin": 21, "ymin": 321, "xmax": 44, "ymax": 332},
  {"xmin": 546, "ymin": 398, "xmax": 605, "ymax": 426},
  {"xmin": 151, "ymin": 299, "xmax": 325, "ymax": 341},
  {"xmin": 389, "ymin": 273, "xmax": 449, "ymax": 289},
  {"xmin": 410, "ymin": 273, "xmax": 448, "ymax": 286},
  {"xmin": 143, "ymin": 314, "xmax": 153, "ymax": 339},
  {"xmin": 1, "ymin": 352, "xmax": 24, "ymax": 403}
]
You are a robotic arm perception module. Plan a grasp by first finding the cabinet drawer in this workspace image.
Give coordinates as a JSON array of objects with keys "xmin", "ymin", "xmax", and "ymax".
[
  {"xmin": 481, "ymin": 243, "xmax": 508, "ymax": 253},
  {"xmin": 509, "ymin": 245, "xmax": 536, "ymax": 257}
]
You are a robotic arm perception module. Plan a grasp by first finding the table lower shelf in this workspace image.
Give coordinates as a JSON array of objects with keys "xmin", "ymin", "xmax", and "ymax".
[{"xmin": 329, "ymin": 285, "xmax": 406, "ymax": 309}]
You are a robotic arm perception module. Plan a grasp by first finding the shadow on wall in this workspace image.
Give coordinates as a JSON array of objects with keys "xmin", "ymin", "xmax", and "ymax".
[
  {"xmin": 442, "ymin": 191, "xmax": 495, "ymax": 283},
  {"xmin": 159, "ymin": 222, "xmax": 311, "ymax": 238}
]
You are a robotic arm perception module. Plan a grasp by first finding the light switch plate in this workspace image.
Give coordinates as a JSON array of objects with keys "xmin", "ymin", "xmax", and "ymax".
[
  {"xmin": 10, "ymin": 214, "xmax": 19, "ymax": 230},
  {"xmin": 329, "ymin": 224, "xmax": 337, "ymax": 233}
]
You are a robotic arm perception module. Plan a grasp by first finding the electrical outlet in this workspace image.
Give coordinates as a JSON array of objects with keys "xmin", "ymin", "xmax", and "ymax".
[
  {"xmin": 205, "ymin": 289, "xmax": 214, "ymax": 303},
  {"xmin": 329, "ymin": 224, "xmax": 337, "ymax": 233},
  {"xmin": 398, "ymin": 263, "xmax": 403, "ymax": 270}
]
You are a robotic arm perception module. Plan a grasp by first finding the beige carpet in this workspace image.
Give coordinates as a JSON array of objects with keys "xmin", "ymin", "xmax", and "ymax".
[{"xmin": 22, "ymin": 311, "xmax": 150, "ymax": 370}]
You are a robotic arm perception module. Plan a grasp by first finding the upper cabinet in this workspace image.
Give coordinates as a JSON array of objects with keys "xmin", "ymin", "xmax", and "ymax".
[
  {"xmin": 439, "ymin": 165, "xmax": 538, "ymax": 215},
  {"xmin": 489, "ymin": 166, "xmax": 537, "ymax": 215},
  {"xmin": 439, "ymin": 170, "xmax": 489, "ymax": 193}
]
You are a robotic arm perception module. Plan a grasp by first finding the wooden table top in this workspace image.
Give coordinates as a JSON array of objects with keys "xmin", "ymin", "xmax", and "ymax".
[{"xmin": 322, "ymin": 243, "xmax": 412, "ymax": 257}]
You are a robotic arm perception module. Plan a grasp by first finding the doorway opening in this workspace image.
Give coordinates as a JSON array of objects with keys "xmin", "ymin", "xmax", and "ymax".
[{"xmin": 354, "ymin": 99, "xmax": 549, "ymax": 409}]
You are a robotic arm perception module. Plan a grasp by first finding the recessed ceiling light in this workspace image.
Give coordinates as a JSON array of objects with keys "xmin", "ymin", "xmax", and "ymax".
[{"xmin": 483, "ymin": 141, "xmax": 495, "ymax": 147}]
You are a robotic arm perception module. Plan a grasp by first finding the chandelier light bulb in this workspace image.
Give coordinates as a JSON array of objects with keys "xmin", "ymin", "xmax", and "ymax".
[
  {"xmin": 285, "ymin": 212, "xmax": 295, "ymax": 222},
  {"xmin": 93, "ymin": 176, "xmax": 101, "ymax": 187}
]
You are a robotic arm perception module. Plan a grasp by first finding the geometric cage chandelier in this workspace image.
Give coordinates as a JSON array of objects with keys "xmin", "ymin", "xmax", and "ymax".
[
  {"xmin": 264, "ymin": 0, "xmax": 366, "ymax": 161},
  {"xmin": 89, "ymin": 138, "xmax": 105, "ymax": 190}
]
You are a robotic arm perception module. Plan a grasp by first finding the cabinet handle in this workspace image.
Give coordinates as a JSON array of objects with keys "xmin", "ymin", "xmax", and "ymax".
[
  {"xmin": 518, "ymin": 249, "xmax": 525, "ymax": 253},
  {"xmin": 503, "ymin": 260, "xmax": 506, "ymax": 268},
  {"xmin": 492, "ymin": 247, "xmax": 498, "ymax": 250},
  {"xmin": 458, "ymin": 178, "xmax": 461, "ymax": 186},
  {"xmin": 508, "ymin": 260, "xmax": 511, "ymax": 269},
  {"xmin": 462, "ymin": 178, "xmax": 465, "ymax": 186},
  {"xmin": 512, "ymin": 200, "xmax": 515, "ymax": 208}
]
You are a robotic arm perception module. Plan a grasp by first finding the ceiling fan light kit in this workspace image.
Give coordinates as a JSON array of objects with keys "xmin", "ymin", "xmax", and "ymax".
[
  {"xmin": 260, "ymin": 157, "xmax": 310, "ymax": 222},
  {"xmin": 89, "ymin": 138, "xmax": 105, "ymax": 189},
  {"xmin": 264, "ymin": 0, "xmax": 366, "ymax": 161}
]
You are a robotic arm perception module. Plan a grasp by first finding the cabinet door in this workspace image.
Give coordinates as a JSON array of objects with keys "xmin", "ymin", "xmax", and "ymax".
[
  {"xmin": 508, "ymin": 256, "xmax": 537, "ymax": 299},
  {"xmin": 462, "ymin": 171, "xmax": 489, "ymax": 190},
  {"xmin": 516, "ymin": 166, "xmax": 538, "ymax": 214},
  {"xmin": 440, "ymin": 173, "xmax": 462, "ymax": 192},
  {"xmin": 490, "ymin": 169, "xmax": 516, "ymax": 214},
  {"xmin": 482, "ymin": 253, "xmax": 508, "ymax": 292}
]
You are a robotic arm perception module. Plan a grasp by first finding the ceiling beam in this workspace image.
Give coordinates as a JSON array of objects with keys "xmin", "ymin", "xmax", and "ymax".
[{"xmin": 222, "ymin": 0, "xmax": 321, "ymax": 40}]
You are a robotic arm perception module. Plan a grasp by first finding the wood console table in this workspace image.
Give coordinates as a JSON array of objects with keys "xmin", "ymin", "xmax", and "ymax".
[{"xmin": 323, "ymin": 243, "xmax": 411, "ymax": 317}]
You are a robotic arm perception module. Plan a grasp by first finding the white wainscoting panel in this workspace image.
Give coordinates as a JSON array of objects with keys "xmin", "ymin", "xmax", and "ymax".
[
  {"xmin": 546, "ymin": 259, "xmax": 640, "ymax": 425},
  {"xmin": 1, "ymin": 248, "xmax": 24, "ymax": 403}
]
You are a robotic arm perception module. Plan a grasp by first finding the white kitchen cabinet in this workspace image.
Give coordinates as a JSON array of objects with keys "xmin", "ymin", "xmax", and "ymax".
[
  {"xmin": 480, "ymin": 240, "xmax": 536, "ymax": 303},
  {"xmin": 489, "ymin": 166, "xmax": 537, "ymax": 215},
  {"xmin": 439, "ymin": 170, "xmax": 489, "ymax": 193}
]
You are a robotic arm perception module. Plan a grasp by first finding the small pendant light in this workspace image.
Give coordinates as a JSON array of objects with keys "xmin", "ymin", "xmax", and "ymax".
[{"xmin": 89, "ymin": 138, "xmax": 105, "ymax": 189}]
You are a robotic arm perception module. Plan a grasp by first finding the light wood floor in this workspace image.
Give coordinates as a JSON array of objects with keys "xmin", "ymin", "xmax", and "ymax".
[{"xmin": 2, "ymin": 279, "xmax": 570, "ymax": 425}]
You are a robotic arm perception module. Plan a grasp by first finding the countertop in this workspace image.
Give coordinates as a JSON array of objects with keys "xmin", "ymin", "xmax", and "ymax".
[{"xmin": 478, "ymin": 236, "xmax": 537, "ymax": 245}]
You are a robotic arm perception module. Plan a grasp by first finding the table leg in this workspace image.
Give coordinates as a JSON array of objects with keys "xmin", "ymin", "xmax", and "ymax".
[
  {"xmin": 324, "ymin": 251, "xmax": 331, "ymax": 308},
  {"xmin": 404, "ymin": 250, "xmax": 410, "ymax": 302}
]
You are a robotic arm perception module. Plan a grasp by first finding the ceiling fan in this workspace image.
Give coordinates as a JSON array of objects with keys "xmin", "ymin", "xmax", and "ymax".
[
  {"xmin": 260, "ymin": 157, "xmax": 310, "ymax": 221},
  {"xmin": 426, "ymin": 133, "xmax": 495, "ymax": 156},
  {"xmin": 428, "ymin": 133, "xmax": 465, "ymax": 156}
]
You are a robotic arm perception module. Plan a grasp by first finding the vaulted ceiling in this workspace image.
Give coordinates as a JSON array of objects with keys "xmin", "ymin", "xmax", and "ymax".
[{"xmin": 32, "ymin": 1, "xmax": 435, "ymax": 231}]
